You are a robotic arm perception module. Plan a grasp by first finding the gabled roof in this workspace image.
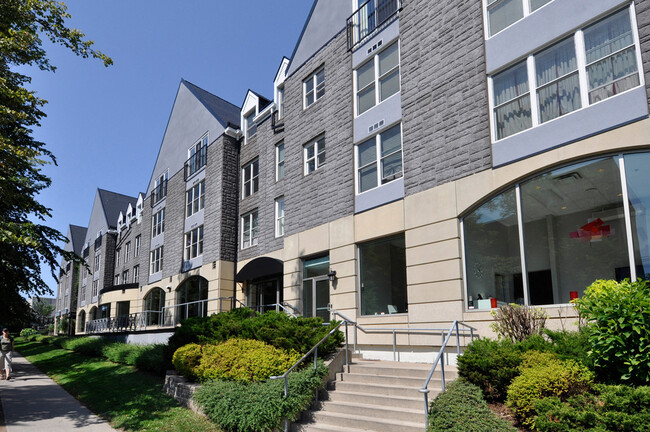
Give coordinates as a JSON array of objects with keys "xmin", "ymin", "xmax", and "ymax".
[
  {"xmin": 97, "ymin": 189, "xmax": 137, "ymax": 230},
  {"xmin": 248, "ymin": 90, "xmax": 272, "ymax": 111},
  {"xmin": 182, "ymin": 79, "xmax": 241, "ymax": 128},
  {"xmin": 69, "ymin": 225, "xmax": 87, "ymax": 255}
]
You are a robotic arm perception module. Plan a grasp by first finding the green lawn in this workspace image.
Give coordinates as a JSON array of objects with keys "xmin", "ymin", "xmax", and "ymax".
[{"xmin": 15, "ymin": 339, "xmax": 220, "ymax": 432}]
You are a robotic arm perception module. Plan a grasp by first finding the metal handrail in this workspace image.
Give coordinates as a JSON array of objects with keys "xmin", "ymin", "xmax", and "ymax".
[
  {"xmin": 270, "ymin": 320, "xmax": 347, "ymax": 432},
  {"xmin": 418, "ymin": 320, "xmax": 477, "ymax": 428},
  {"xmin": 161, "ymin": 296, "xmax": 239, "ymax": 325},
  {"xmin": 252, "ymin": 302, "xmax": 299, "ymax": 318}
]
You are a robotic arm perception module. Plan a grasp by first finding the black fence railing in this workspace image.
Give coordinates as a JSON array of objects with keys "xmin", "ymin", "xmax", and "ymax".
[
  {"xmin": 184, "ymin": 145, "xmax": 207, "ymax": 180},
  {"xmin": 150, "ymin": 180, "xmax": 167, "ymax": 207},
  {"xmin": 346, "ymin": 0, "xmax": 401, "ymax": 51}
]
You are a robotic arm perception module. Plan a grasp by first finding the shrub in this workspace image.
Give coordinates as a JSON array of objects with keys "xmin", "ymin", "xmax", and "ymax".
[
  {"xmin": 20, "ymin": 328, "xmax": 37, "ymax": 340},
  {"xmin": 428, "ymin": 379, "xmax": 517, "ymax": 432},
  {"xmin": 533, "ymin": 384, "xmax": 650, "ymax": 432},
  {"xmin": 194, "ymin": 364, "xmax": 328, "ymax": 432},
  {"xmin": 506, "ymin": 351, "xmax": 593, "ymax": 428},
  {"xmin": 491, "ymin": 304, "xmax": 548, "ymax": 342},
  {"xmin": 574, "ymin": 279, "xmax": 650, "ymax": 384},
  {"xmin": 59, "ymin": 336, "xmax": 106, "ymax": 356},
  {"xmin": 542, "ymin": 329, "xmax": 593, "ymax": 369},
  {"xmin": 166, "ymin": 309, "xmax": 343, "ymax": 364},
  {"xmin": 457, "ymin": 338, "xmax": 523, "ymax": 403},
  {"xmin": 173, "ymin": 339, "xmax": 301, "ymax": 383}
]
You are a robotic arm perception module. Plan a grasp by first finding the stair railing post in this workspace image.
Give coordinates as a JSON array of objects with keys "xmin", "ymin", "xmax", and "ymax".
[
  {"xmin": 455, "ymin": 321, "xmax": 460, "ymax": 357},
  {"xmin": 441, "ymin": 354, "xmax": 446, "ymax": 392},
  {"xmin": 345, "ymin": 321, "xmax": 350, "ymax": 373},
  {"xmin": 421, "ymin": 388, "xmax": 430, "ymax": 429}
]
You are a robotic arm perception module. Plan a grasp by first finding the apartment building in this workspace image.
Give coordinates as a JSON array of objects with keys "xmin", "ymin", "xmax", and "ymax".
[
  {"xmin": 54, "ymin": 224, "xmax": 87, "ymax": 332},
  {"xmin": 61, "ymin": 0, "xmax": 650, "ymax": 359}
]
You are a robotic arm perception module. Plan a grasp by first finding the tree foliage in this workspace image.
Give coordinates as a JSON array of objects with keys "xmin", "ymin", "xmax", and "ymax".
[{"xmin": 0, "ymin": 0, "xmax": 111, "ymax": 310}]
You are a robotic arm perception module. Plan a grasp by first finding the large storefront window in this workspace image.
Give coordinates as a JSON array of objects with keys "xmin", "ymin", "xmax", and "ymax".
[
  {"xmin": 143, "ymin": 287, "xmax": 165, "ymax": 326},
  {"xmin": 359, "ymin": 234, "xmax": 407, "ymax": 315},
  {"xmin": 463, "ymin": 153, "xmax": 649, "ymax": 310},
  {"xmin": 177, "ymin": 277, "xmax": 208, "ymax": 322}
]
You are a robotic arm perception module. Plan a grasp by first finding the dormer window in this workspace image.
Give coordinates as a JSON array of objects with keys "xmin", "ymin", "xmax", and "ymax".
[{"xmin": 245, "ymin": 110, "xmax": 257, "ymax": 140}]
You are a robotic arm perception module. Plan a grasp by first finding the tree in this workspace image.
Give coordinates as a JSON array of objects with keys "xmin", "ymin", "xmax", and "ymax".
[
  {"xmin": 0, "ymin": 1, "xmax": 112, "ymax": 325},
  {"xmin": 31, "ymin": 297, "xmax": 54, "ymax": 325}
]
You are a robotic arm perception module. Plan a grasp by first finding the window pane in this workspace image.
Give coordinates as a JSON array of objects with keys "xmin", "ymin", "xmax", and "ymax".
[
  {"xmin": 316, "ymin": 69, "xmax": 325, "ymax": 86},
  {"xmin": 530, "ymin": 0, "xmax": 551, "ymax": 12},
  {"xmin": 359, "ymin": 165, "xmax": 378, "ymax": 192},
  {"xmin": 381, "ymin": 124, "xmax": 401, "ymax": 156},
  {"xmin": 584, "ymin": 8, "xmax": 634, "ymax": 64},
  {"xmin": 278, "ymin": 144, "xmax": 284, "ymax": 161},
  {"xmin": 538, "ymin": 72, "xmax": 581, "ymax": 123},
  {"xmin": 360, "ymin": 234, "xmax": 407, "ymax": 315},
  {"xmin": 306, "ymin": 144, "xmax": 315, "ymax": 159},
  {"xmin": 357, "ymin": 60, "xmax": 375, "ymax": 90},
  {"xmin": 495, "ymin": 95, "xmax": 532, "ymax": 139},
  {"xmin": 381, "ymin": 152, "xmax": 402, "ymax": 181},
  {"xmin": 302, "ymin": 280, "xmax": 313, "ymax": 317},
  {"xmin": 358, "ymin": 84, "xmax": 376, "ymax": 114},
  {"xmin": 378, "ymin": 42, "xmax": 399, "ymax": 76},
  {"xmin": 379, "ymin": 68, "xmax": 400, "ymax": 101},
  {"xmin": 536, "ymin": 38, "xmax": 577, "ymax": 87},
  {"xmin": 303, "ymin": 255, "xmax": 329, "ymax": 278},
  {"xmin": 521, "ymin": 157, "xmax": 627, "ymax": 305},
  {"xmin": 305, "ymin": 78, "xmax": 314, "ymax": 94},
  {"xmin": 624, "ymin": 153, "xmax": 650, "ymax": 281},
  {"xmin": 306, "ymin": 93, "xmax": 314, "ymax": 106},
  {"xmin": 587, "ymin": 47, "xmax": 639, "ymax": 103},
  {"xmin": 493, "ymin": 61, "xmax": 529, "ymax": 106},
  {"xmin": 464, "ymin": 189, "xmax": 521, "ymax": 309},
  {"xmin": 358, "ymin": 138, "xmax": 377, "ymax": 167},
  {"xmin": 488, "ymin": 0, "xmax": 523, "ymax": 36}
]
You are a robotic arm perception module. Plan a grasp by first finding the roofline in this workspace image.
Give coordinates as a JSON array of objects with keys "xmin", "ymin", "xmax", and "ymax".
[
  {"xmin": 182, "ymin": 78, "xmax": 241, "ymax": 127},
  {"xmin": 287, "ymin": 0, "xmax": 320, "ymax": 72}
]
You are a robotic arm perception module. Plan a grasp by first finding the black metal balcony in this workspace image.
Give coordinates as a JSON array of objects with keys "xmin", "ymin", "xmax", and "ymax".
[
  {"xmin": 347, "ymin": 0, "xmax": 401, "ymax": 51},
  {"xmin": 150, "ymin": 179, "xmax": 167, "ymax": 207},
  {"xmin": 184, "ymin": 145, "xmax": 207, "ymax": 180}
]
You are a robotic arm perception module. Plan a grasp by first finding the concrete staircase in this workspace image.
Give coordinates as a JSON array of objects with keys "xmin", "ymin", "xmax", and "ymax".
[{"xmin": 292, "ymin": 358, "xmax": 457, "ymax": 432}]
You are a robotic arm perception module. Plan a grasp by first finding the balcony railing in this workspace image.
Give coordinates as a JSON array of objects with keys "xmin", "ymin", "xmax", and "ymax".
[
  {"xmin": 161, "ymin": 296, "xmax": 244, "ymax": 327},
  {"xmin": 346, "ymin": 0, "xmax": 401, "ymax": 51},
  {"xmin": 150, "ymin": 180, "xmax": 167, "ymax": 207},
  {"xmin": 85, "ymin": 313, "xmax": 146, "ymax": 334},
  {"xmin": 184, "ymin": 145, "xmax": 207, "ymax": 180}
]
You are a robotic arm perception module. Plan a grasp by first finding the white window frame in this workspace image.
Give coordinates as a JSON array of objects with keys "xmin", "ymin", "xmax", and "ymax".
[
  {"xmin": 94, "ymin": 253, "xmax": 101, "ymax": 274},
  {"xmin": 152, "ymin": 208, "xmax": 165, "ymax": 238},
  {"xmin": 135, "ymin": 235, "xmax": 141, "ymax": 257},
  {"xmin": 488, "ymin": 4, "xmax": 643, "ymax": 142},
  {"xmin": 303, "ymin": 66, "xmax": 325, "ymax": 108},
  {"xmin": 184, "ymin": 225, "xmax": 204, "ymax": 260},
  {"xmin": 483, "ymin": 0, "xmax": 553, "ymax": 38},
  {"xmin": 304, "ymin": 136, "xmax": 326, "ymax": 175},
  {"xmin": 125, "ymin": 241, "xmax": 131, "ymax": 260},
  {"xmin": 354, "ymin": 40, "xmax": 400, "ymax": 116},
  {"xmin": 244, "ymin": 109, "xmax": 257, "ymax": 142},
  {"xmin": 92, "ymin": 280, "xmax": 98, "ymax": 297},
  {"xmin": 242, "ymin": 159, "xmax": 259, "ymax": 198},
  {"xmin": 241, "ymin": 210, "xmax": 259, "ymax": 249},
  {"xmin": 133, "ymin": 265, "xmax": 139, "ymax": 283},
  {"xmin": 115, "ymin": 248, "xmax": 120, "ymax": 266},
  {"xmin": 150, "ymin": 246, "xmax": 163, "ymax": 274},
  {"xmin": 355, "ymin": 123, "xmax": 403, "ymax": 194},
  {"xmin": 122, "ymin": 269, "xmax": 129, "ymax": 284},
  {"xmin": 275, "ymin": 197, "xmax": 285, "ymax": 238},
  {"xmin": 277, "ymin": 85, "xmax": 285, "ymax": 119},
  {"xmin": 276, "ymin": 142, "xmax": 285, "ymax": 181},
  {"xmin": 153, "ymin": 171, "xmax": 168, "ymax": 202},
  {"xmin": 186, "ymin": 180, "xmax": 205, "ymax": 218}
]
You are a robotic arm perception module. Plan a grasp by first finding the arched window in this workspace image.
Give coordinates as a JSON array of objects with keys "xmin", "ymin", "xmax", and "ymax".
[
  {"xmin": 143, "ymin": 287, "xmax": 165, "ymax": 326},
  {"xmin": 89, "ymin": 306, "xmax": 97, "ymax": 321},
  {"xmin": 77, "ymin": 310, "xmax": 86, "ymax": 333},
  {"xmin": 176, "ymin": 277, "xmax": 209, "ymax": 323}
]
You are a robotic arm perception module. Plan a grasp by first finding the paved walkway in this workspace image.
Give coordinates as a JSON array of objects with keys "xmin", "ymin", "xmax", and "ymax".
[{"xmin": 0, "ymin": 351, "xmax": 116, "ymax": 431}]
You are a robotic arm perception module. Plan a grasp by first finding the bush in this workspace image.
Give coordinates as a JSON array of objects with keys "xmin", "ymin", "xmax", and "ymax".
[
  {"xmin": 59, "ymin": 336, "xmax": 106, "ymax": 356},
  {"xmin": 533, "ymin": 384, "xmax": 650, "ymax": 432},
  {"xmin": 173, "ymin": 339, "xmax": 301, "ymax": 383},
  {"xmin": 20, "ymin": 328, "xmax": 37, "ymax": 340},
  {"xmin": 506, "ymin": 351, "xmax": 594, "ymax": 428},
  {"xmin": 194, "ymin": 364, "xmax": 328, "ymax": 432},
  {"xmin": 428, "ymin": 379, "xmax": 516, "ymax": 432},
  {"xmin": 166, "ymin": 309, "xmax": 343, "ymax": 364},
  {"xmin": 574, "ymin": 279, "xmax": 650, "ymax": 384},
  {"xmin": 491, "ymin": 304, "xmax": 548, "ymax": 342},
  {"xmin": 457, "ymin": 338, "xmax": 523, "ymax": 403}
]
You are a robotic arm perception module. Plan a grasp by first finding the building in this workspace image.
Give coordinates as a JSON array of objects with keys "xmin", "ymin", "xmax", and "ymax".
[
  {"xmin": 53, "ymin": 224, "xmax": 87, "ymax": 333},
  {"xmin": 62, "ymin": 0, "xmax": 650, "ymax": 360}
]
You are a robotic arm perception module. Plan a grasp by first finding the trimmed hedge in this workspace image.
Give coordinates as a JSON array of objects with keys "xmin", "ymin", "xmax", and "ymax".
[
  {"xmin": 194, "ymin": 364, "xmax": 328, "ymax": 432},
  {"xmin": 427, "ymin": 379, "xmax": 516, "ymax": 432}
]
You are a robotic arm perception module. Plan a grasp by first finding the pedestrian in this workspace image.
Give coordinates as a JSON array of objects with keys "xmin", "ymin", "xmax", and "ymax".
[{"xmin": 1, "ymin": 328, "xmax": 15, "ymax": 380}]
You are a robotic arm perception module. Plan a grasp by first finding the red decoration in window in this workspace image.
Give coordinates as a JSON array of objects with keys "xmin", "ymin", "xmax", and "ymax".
[{"xmin": 569, "ymin": 218, "xmax": 612, "ymax": 242}]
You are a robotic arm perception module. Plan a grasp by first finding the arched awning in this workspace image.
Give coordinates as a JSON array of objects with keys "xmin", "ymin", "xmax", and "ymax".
[{"xmin": 235, "ymin": 257, "xmax": 283, "ymax": 282}]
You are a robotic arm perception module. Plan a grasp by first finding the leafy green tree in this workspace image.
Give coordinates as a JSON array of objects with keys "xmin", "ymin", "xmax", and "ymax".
[
  {"xmin": 31, "ymin": 297, "xmax": 54, "ymax": 324},
  {"xmin": 0, "ymin": 0, "xmax": 111, "ymax": 320}
]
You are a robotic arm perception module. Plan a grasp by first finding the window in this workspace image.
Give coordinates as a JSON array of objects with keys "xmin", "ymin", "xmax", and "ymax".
[
  {"xmin": 125, "ymin": 241, "xmax": 131, "ymax": 261},
  {"xmin": 304, "ymin": 136, "xmax": 326, "ymax": 175},
  {"xmin": 135, "ymin": 235, "xmax": 141, "ymax": 256},
  {"xmin": 486, "ymin": 0, "xmax": 553, "ymax": 37},
  {"xmin": 143, "ymin": 288, "xmax": 165, "ymax": 326},
  {"xmin": 359, "ymin": 234, "xmax": 408, "ymax": 316},
  {"xmin": 94, "ymin": 253, "xmax": 101, "ymax": 274},
  {"xmin": 133, "ymin": 265, "xmax": 139, "ymax": 283},
  {"xmin": 184, "ymin": 226, "xmax": 204, "ymax": 260},
  {"xmin": 356, "ymin": 41, "xmax": 400, "ymax": 115},
  {"xmin": 185, "ymin": 135, "xmax": 208, "ymax": 178},
  {"xmin": 92, "ymin": 280, "xmax": 98, "ymax": 297},
  {"xmin": 122, "ymin": 270, "xmax": 129, "ymax": 284},
  {"xmin": 242, "ymin": 159, "xmax": 259, "ymax": 198},
  {"xmin": 277, "ymin": 86, "xmax": 285, "ymax": 119},
  {"xmin": 241, "ymin": 210, "xmax": 259, "ymax": 249},
  {"xmin": 276, "ymin": 142, "xmax": 285, "ymax": 181},
  {"xmin": 152, "ymin": 172, "xmax": 168, "ymax": 203},
  {"xmin": 356, "ymin": 123, "xmax": 402, "ymax": 193},
  {"xmin": 244, "ymin": 110, "xmax": 257, "ymax": 139},
  {"xmin": 116, "ymin": 248, "xmax": 121, "ymax": 266},
  {"xmin": 275, "ymin": 197, "xmax": 285, "ymax": 237},
  {"xmin": 114, "ymin": 274, "xmax": 120, "ymax": 286},
  {"xmin": 152, "ymin": 208, "xmax": 165, "ymax": 238},
  {"xmin": 186, "ymin": 180, "xmax": 205, "ymax": 217},
  {"xmin": 304, "ymin": 67, "xmax": 325, "ymax": 108},
  {"xmin": 490, "ymin": 7, "xmax": 641, "ymax": 141},
  {"xmin": 150, "ymin": 246, "xmax": 164, "ymax": 274}
]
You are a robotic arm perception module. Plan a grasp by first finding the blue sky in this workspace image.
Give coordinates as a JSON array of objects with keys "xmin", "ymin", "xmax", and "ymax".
[{"xmin": 29, "ymin": 1, "xmax": 314, "ymax": 296}]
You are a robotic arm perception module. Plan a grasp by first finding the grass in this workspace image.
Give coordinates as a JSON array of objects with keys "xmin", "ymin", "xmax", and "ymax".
[{"xmin": 15, "ymin": 339, "xmax": 220, "ymax": 432}]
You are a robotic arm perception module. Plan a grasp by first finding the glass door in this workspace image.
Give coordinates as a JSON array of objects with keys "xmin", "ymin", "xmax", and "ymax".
[{"xmin": 302, "ymin": 255, "xmax": 330, "ymax": 322}]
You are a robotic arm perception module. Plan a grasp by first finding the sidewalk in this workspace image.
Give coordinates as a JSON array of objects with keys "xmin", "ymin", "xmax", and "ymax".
[{"xmin": 0, "ymin": 351, "xmax": 116, "ymax": 431}]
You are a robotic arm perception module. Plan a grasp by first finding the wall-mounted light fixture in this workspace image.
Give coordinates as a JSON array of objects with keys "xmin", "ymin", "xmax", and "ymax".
[
  {"xmin": 166, "ymin": 285, "xmax": 172, "ymax": 293},
  {"xmin": 327, "ymin": 269, "xmax": 337, "ymax": 282}
]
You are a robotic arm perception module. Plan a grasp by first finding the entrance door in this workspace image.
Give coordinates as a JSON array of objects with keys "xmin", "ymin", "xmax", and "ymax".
[
  {"xmin": 249, "ymin": 279, "xmax": 281, "ymax": 313},
  {"xmin": 302, "ymin": 278, "xmax": 330, "ymax": 322}
]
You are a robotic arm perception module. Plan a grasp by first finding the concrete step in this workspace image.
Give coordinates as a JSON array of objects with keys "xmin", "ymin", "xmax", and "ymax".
[
  {"xmin": 302, "ymin": 410, "xmax": 424, "ymax": 432},
  {"xmin": 349, "ymin": 361, "xmax": 457, "ymax": 380},
  {"xmin": 336, "ymin": 371, "xmax": 440, "ymax": 387},
  {"xmin": 320, "ymin": 400, "xmax": 425, "ymax": 423},
  {"xmin": 329, "ymin": 380, "xmax": 436, "ymax": 398},
  {"xmin": 327, "ymin": 389, "xmax": 425, "ymax": 410},
  {"xmin": 292, "ymin": 423, "xmax": 372, "ymax": 432}
]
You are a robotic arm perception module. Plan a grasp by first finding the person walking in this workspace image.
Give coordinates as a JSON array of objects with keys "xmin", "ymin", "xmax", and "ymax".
[{"xmin": 1, "ymin": 327, "xmax": 15, "ymax": 380}]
